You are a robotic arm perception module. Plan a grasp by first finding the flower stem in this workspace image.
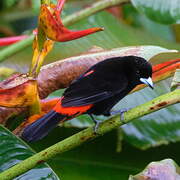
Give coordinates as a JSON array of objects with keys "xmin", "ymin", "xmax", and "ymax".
[{"xmin": 0, "ymin": 89, "xmax": 179, "ymax": 180}]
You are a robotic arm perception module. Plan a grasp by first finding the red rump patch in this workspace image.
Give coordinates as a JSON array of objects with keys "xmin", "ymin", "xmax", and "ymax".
[
  {"xmin": 53, "ymin": 98, "xmax": 93, "ymax": 116},
  {"xmin": 83, "ymin": 70, "xmax": 94, "ymax": 77}
]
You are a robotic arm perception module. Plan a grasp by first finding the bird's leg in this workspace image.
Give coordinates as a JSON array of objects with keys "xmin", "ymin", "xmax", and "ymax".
[
  {"xmin": 89, "ymin": 114, "xmax": 102, "ymax": 133},
  {"xmin": 110, "ymin": 108, "xmax": 130, "ymax": 123}
]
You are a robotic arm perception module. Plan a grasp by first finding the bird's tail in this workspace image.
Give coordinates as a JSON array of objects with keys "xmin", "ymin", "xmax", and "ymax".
[
  {"xmin": 21, "ymin": 98, "xmax": 93, "ymax": 142},
  {"xmin": 21, "ymin": 110, "xmax": 67, "ymax": 142}
]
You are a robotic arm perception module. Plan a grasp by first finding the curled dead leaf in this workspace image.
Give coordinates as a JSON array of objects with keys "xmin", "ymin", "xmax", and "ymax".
[{"xmin": 0, "ymin": 74, "xmax": 38, "ymax": 107}]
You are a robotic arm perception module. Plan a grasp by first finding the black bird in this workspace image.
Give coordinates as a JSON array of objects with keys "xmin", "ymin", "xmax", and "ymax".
[{"xmin": 22, "ymin": 56, "xmax": 153, "ymax": 142}]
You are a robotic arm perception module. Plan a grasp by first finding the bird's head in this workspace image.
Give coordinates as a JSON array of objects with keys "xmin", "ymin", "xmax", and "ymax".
[{"xmin": 125, "ymin": 56, "xmax": 154, "ymax": 89}]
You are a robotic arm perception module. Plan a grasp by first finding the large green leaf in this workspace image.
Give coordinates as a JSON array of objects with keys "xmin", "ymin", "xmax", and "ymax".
[
  {"xmin": 0, "ymin": 125, "xmax": 59, "ymax": 180},
  {"xmin": 131, "ymin": 0, "xmax": 180, "ymax": 24},
  {"xmin": 120, "ymin": 78, "xmax": 180, "ymax": 149},
  {"xmin": 30, "ymin": 128, "xmax": 180, "ymax": 180},
  {"xmin": 122, "ymin": 4, "xmax": 175, "ymax": 41}
]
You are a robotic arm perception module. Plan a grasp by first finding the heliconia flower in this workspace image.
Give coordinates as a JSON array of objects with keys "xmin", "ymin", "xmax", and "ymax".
[
  {"xmin": 0, "ymin": 35, "xmax": 28, "ymax": 46},
  {"xmin": 39, "ymin": 0, "xmax": 104, "ymax": 42},
  {"xmin": 0, "ymin": 74, "xmax": 38, "ymax": 107}
]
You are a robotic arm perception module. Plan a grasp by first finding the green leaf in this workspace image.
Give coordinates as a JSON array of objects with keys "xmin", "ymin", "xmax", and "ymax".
[
  {"xmin": 122, "ymin": 4, "xmax": 175, "ymax": 41},
  {"xmin": 129, "ymin": 159, "xmax": 180, "ymax": 180},
  {"xmin": 120, "ymin": 78, "xmax": 180, "ymax": 149},
  {"xmin": 3, "ymin": 0, "xmax": 18, "ymax": 8},
  {"xmin": 131, "ymin": 0, "xmax": 180, "ymax": 24},
  {"xmin": 0, "ymin": 125, "xmax": 59, "ymax": 180},
  {"xmin": 30, "ymin": 128, "xmax": 180, "ymax": 180}
]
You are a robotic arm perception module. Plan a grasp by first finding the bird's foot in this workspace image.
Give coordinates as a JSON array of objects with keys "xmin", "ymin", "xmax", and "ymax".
[
  {"xmin": 110, "ymin": 108, "xmax": 130, "ymax": 123},
  {"xmin": 93, "ymin": 119, "xmax": 102, "ymax": 133},
  {"xmin": 89, "ymin": 114, "xmax": 102, "ymax": 133}
]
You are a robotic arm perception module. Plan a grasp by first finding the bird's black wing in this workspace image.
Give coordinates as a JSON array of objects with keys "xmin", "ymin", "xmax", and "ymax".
[{"xmin": 62, "ymin": 58, "xmax": 128, "ymax": 107}]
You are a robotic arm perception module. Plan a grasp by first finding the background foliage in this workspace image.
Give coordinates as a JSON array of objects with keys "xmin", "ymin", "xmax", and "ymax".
[{"xmin": 0, "ymin": 0, "xmax": 179, "ymax": 179}]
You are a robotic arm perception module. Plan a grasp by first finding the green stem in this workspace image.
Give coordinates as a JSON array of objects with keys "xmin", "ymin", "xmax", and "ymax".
[
  {"xmin": 0, "ymin": 35, "xmax": 34, "ymax": 63},
  {"xmin": 63, "ymin": 0, "xmax": 129, "ymax": 25},
  {"xmin": 0, "ymin": 0, "xmax": 129, "ymax": 63},
  {"xmin": 0, "ymin": 89, "xmax": 179, "ymax": 180}
]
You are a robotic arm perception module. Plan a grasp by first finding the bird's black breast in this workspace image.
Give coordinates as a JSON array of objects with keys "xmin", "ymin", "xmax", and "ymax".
[{"xmin": 62, "ymin": 57, "xmax": 129, "ymax": 108}]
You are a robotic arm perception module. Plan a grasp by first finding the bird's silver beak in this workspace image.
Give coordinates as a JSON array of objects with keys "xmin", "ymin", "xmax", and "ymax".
[{"xmin": 140, "ymin": 77, "xmax": 154, "ymax": 89}]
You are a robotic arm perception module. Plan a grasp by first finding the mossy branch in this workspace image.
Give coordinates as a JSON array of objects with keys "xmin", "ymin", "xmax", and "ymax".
[
  {"xmin": 0, "ymin": 0, "xmax": 129, "ymax": 62},
  {"xmin": 0, "ymin": 89, "xmax": 179, "ymax": 180}
]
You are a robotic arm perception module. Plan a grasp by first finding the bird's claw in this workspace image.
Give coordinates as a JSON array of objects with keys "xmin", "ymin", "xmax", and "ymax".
[
  {"xmin": 110, "ymin": 108, "xmax": 131, "ymax": 123},
  {"xmin": 89, "ymin": 114, "xmax": 102, "ymax": 134},
  {"xmin": 93, "ymin": 119, "xmax": 102, "ymax": 133}
]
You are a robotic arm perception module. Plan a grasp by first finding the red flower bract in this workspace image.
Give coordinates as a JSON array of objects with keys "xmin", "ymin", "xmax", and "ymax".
[
  {"xmin": 39, "ymin": 0, "xmax": 104, "ymax": 42},
  {"xmin": 0, "ymin": 35, "xmax": 28, "ymax": 46}
]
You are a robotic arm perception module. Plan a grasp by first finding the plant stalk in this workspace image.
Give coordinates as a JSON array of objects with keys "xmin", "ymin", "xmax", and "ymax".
[{"xmin": 0, "ymin": 89, "xmax": 179, "ymax": 180}]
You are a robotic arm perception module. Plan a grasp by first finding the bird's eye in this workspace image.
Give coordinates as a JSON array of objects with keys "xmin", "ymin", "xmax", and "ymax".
[{"xmin": 136, "ymin": 70, "xmax": 140, "ymax": 76}]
